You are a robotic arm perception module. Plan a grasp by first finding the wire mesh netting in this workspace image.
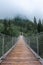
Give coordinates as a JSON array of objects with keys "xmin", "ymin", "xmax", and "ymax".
[
  {"xmin": 25, "ymin": 33, "xmax": 43, "ymax": 58},
  {"xmin": 4, "ymin": 35, "xmax": 13, "ymax": 54},
  {"xmin": 0, "ymin": 35, "xmax": 3, "ymax": 57},
  {"xmin": 29, "ymin": 36, "xmax": 37, "ymax": 53},
  {"xmin": 0, "ymin": 34, "xmax": 17, "ymax": 57},
  {"xmin": 38, "ymin": 34, "xmax": 43, "ymax": 58}
]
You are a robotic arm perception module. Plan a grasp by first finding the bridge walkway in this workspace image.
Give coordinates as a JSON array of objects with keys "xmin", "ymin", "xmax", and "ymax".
[{"xmin": 0, "ymin": 36, "xmax": 41, "ymax": 65}]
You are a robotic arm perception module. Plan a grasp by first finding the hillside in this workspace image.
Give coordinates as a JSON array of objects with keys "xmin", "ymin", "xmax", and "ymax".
[{"xmin": 0, "ymin": 17, "xmax": 43, "ymax": 36}]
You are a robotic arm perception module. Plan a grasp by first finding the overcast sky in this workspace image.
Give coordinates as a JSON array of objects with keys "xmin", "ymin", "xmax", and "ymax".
[{"xmin": 0, "ymin": 0, "xmax": 43, "ymax": 20}]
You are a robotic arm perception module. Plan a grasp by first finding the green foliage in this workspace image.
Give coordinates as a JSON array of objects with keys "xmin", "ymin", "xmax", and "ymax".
[
  {"xmin": 0, "ymin": 16, "xmax": 43, "ymax": 58},
  {"xmin": 37, "ymin": 19, "xmax": 42, "ymax": 33},
  {"xmin": 0, "ymin": 16, "xmax": 43, "ymax": 36},
  {"xmin": 1, "ymin": 19, "xmax": 8, "ymax": 34}
]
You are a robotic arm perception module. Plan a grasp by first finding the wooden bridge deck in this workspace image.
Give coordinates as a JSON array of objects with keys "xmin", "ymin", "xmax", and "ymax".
[{"xmin": 0, "ymin": 36, "xmax": 41, "ymax": 65}]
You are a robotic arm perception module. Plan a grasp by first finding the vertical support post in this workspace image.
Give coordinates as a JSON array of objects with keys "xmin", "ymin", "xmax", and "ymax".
[
  {"xmin": 26, "ymin": 38, "xmax": 27, "ymax": 43},
  {"xmin": 12, "ymin": 37, "xmax": 13, "ymax": 46},
  {"xmin": 2, "ymin": 35, "xmax": 4, "ymax": 56},
  {"xmin": 29, "ymin": 39, "xmax": 30, "ymax": 47},
  {"xmin": 36, "ymin": 36, "xmax": 39, "ymax": 55},
  {"xmin": 26, "ymin": 38, "xmax": 28, "ymax": 43}
]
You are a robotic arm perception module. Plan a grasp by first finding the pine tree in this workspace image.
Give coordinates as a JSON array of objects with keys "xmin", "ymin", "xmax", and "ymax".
[
  {"xmin": 37, "ymin": 19, "xmax": 42, "ymax": 33},
  {"xmin": 2, "ymin": 19, "xmax": 8, "ymax": 34},
  {"xmin": 34, "ymin": 16, "xmax": 37, "ymax": 33}
]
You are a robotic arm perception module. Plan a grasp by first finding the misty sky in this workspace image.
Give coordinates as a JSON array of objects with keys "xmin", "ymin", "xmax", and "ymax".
[{"xmin": 0, "ymin": 0, "xmax": 43, "ymax": 20}]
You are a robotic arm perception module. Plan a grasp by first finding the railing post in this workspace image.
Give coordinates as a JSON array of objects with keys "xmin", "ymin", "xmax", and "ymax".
[
  {"xmin": 12, "ymin": 37, "xmax": 13, "ymax": 46},
  {"xmin": 29, "ymin": 39, "xmax": 30, "ymax": 47},
  {"xmin": 2, "ymin": 35, "xmax": 4, "ymax": 56},
  {"xmin": 26, "ymin": 38, "xmax": 27, "ymax": 43},
  {"xmin": 36, "ymin": 36, "xmax": 39, "ymax": 55}
]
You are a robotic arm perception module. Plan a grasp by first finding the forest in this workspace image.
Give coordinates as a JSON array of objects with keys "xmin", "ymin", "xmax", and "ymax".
[
  {"xmin": 0, "ymin": 16, "xmax": 43, "ymax": 36},
  {"xmin": 0, "ymin": 16, "xmax": 43, "ymax": 58}
]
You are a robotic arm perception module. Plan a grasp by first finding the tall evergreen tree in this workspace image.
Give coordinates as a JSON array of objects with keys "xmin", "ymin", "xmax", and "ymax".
[
  {"xmin": 2, "ymin": 19, "xmax": 8, "ymax": 34},
  {"xmin": 7, "ymin": 20, "xmax": 12, "ymax": 35},
  {"xmin": 34, "ymin": 17, "xmax": 37, "ymax": 25},
  {"xmin": 37, "ymin": 19, "xmax": 42, "ymax": 33},
  {"xmin": 34, "ymin": 16, "xmax": 37, "ymax": 33}
]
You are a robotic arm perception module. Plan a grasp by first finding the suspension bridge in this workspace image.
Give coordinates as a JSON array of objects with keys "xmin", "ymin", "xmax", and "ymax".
[{"xmin": 0, "ymin": 35, "xmax": 43, "ymax": 65}]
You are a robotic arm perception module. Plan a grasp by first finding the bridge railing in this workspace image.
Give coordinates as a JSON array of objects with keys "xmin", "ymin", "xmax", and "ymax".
[
  {"xmin": 25, "ymin": 33, "xmax": 43, "ymax": 58},
  {"xmin": 0, "ymin": 34, "xmax": 17, "ymax": 58}
]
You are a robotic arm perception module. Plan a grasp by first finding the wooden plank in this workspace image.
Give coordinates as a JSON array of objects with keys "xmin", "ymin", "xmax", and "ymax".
[{"xmin": 1, "ymin": 36, "xmax": 41, "ymax": 65}]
